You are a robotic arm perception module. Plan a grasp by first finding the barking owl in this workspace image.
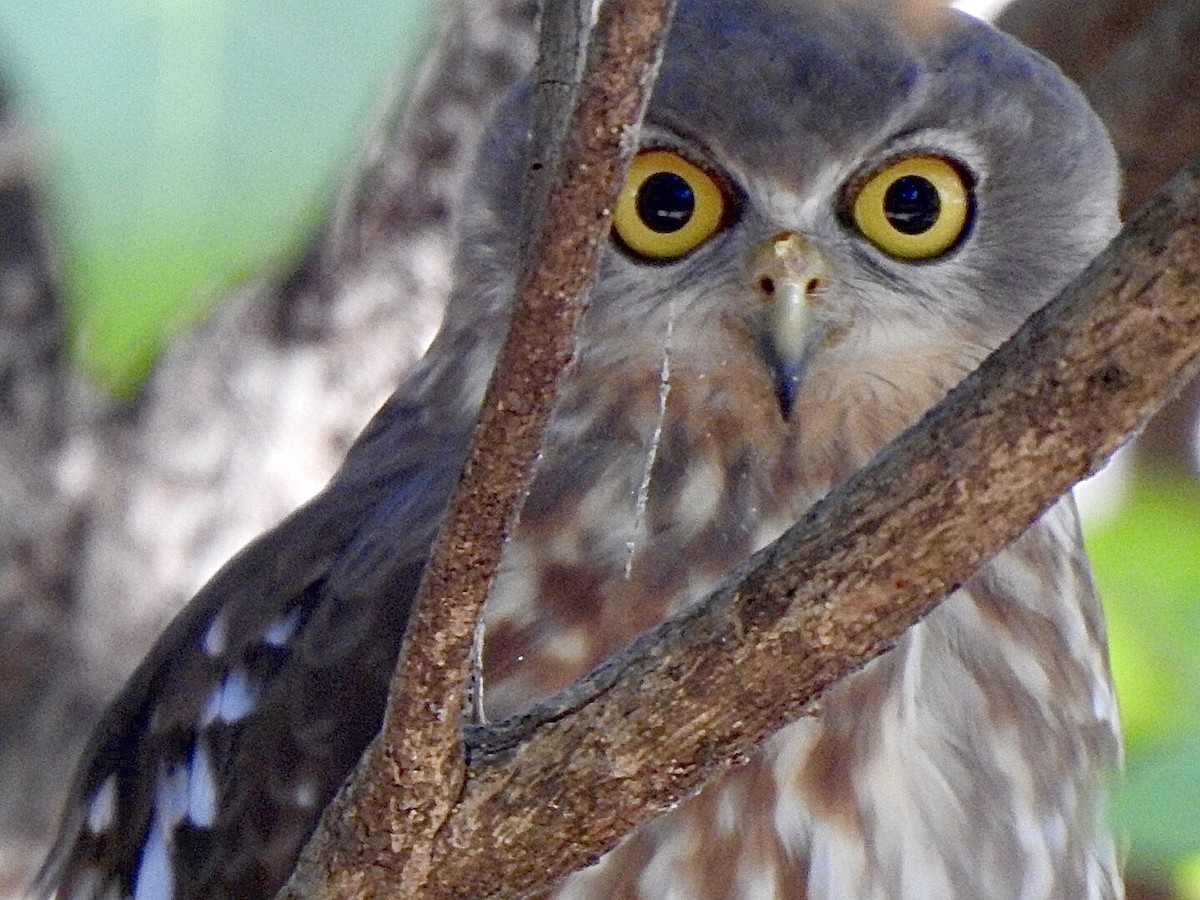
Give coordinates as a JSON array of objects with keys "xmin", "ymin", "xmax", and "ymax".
[{"xmin": 38, "ymin": 0, "xmax": 1123, "ymax": 897}]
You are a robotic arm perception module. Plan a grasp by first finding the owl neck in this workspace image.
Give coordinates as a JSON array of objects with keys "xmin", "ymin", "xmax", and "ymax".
[{"xmin": 477, "ymin": 332, "xmax": 964, "ymax": 720}]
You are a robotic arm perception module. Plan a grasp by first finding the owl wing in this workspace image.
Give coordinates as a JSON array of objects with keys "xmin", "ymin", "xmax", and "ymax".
[{"xmin": 37, "ymin": 388, "xmax": 470, "ymax": 900}]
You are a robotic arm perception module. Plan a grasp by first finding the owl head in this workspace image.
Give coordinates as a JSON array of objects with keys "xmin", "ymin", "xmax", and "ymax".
[{"xmin": 450, "ymin": 0, "xmax": 1119, "ymax": 472}]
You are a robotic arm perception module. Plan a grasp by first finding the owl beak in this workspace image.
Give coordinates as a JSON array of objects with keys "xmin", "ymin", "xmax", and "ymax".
[{"xmin": 752, "ymin": 233, "xmax": 830, "ymax": 419}]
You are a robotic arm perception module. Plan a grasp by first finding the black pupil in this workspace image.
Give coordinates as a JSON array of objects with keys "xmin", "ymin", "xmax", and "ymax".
[
  {"xmin": 883, "ymin": 175, "xmax": 941, "ymax": 235},
  {"xmin": 636, "ymin": 172, "xmax": 695, "ymax": 233}
]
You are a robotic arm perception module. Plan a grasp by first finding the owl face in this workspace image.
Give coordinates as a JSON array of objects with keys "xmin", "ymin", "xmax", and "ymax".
[
  {"xmin": 467, "ymin": 0, "xmax": 1121, "ymax": 718},
  {"xmin": 462, "ymin": 0, "xmax": 1120, "ymax": 459},
  {"xmin": 590, "ymin": 0, "xmax": 1119, "ymax": 414}
]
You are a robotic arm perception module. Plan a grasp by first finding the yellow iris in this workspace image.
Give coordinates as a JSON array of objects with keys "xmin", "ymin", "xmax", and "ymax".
[
  {"xmin": 851, "ymin": 155, "xmax": 971, "ymax": 260},
  {"xmin": 613, "ymin": 150, "xmax": 726, "ymax": 260}
]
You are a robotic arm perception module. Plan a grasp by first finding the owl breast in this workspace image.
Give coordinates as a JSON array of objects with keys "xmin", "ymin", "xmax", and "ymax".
[
  {"xmin": 479, "ymin": 294, "xmax": 981, "ymax": 722},
  {"xmin": 477, "ymin": 284, "xmax": 1121, "ymax": 900},
  {"xmin": 480, "ymin": 309, "xmax": 801, "ymax": 720},
  {"xmin": 531, "ymin": 500, "xmax": 1121, "ymax": 900}
]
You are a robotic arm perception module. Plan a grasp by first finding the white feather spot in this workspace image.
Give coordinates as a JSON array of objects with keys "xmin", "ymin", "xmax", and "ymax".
[
  {"xmin": 263, "ymin": 607, "xmax": 302, "ymax": 647},
  {"xmin": 636, "ymin": 818, "xmax": 699, "ymax": 900},
  {"xmin": 674, "ymin": 459, "xmax": 724, "ymax": 536},
  {"xmin": 85, "ymin": 774, "xmax": 117, "ymax": 834},
  {"xmin": 292, "ymin": 778, "xmax": 320, "ymax": 810},
  {"xmin": 200, "ymin": 666, "xmax": 258, "ymax": 725},
  {"xmin": 715, "ymin": 786, "xmax": 740, "ymax": 836},
  {"xmin": 131, "ymin": 810, "xmax": 174, "ymax": 900},
  {"xmin": 1000, "ymin": 552, "xmax": 1046, "ymax": 601},
  {"xmin": 484, "ymin": 542, "xmax": 543, "ymax": 630},
  {"xmin": 951, "ymin": 0, "xmax": 1016, "ymax": 22},
  {"xmin": 543, "ymin": 628, "xmax": 590, "ymax": 669},
  {"xmin": 769, "ymin": 720, "xmax": 821, "ymax": 852},
  {"xmin": 202, "ymin": 612, "xmax": 228, "ymax": 657},
  {"xmin": 1091, "ymin": 679, "xmax": 1119, "ymax": 727},
  {"xmin": 1042, "ymin": 812, "xmax": 1067, "ymax": 852},
  {"xmin": 156, "ymin": 761, "xmax": 190, "ymax": 829},
  {"xmin": 736, "ymin": 856, "xmax": 779, "ymax": 900},
  {"xmin": 185, "ymin": 743, "xmax": 218, "ymax": 827},
  {"xmin": 1074, "ymin": 444, "xmax": 1132, "ymax": 525},
  {"xmin": 1015, "ymin": 807, "xmax": 1055, "ymax": 900}
]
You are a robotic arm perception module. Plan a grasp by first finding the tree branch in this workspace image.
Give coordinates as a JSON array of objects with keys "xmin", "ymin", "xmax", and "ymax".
[
  {"xmin": 278, "ymin": 0, "xmax": 678, "ymax": 895},
  {"xmin": 522, "ymin": 0, "xmax": 592, "ymax": 253}
]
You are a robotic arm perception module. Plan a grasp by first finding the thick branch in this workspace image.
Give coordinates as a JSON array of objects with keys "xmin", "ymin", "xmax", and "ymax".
[
  {"xmin": 419, "ymin": 157, "xmax": 1200, "ymax": 897},
  {"xmin": 278, "ymin": 0, "xmax": 677, "ymax": 896}
]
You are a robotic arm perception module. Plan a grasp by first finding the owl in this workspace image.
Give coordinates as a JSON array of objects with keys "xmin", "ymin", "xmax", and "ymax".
[{"xmin": 37, "ymin": 0, "xmax": 1124, "ymax": 897}]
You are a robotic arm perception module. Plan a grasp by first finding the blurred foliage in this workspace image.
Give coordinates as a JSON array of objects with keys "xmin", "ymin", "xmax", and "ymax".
[
  {"xmin": 1, "ymin": 0, "xmax": 1197, "ymax": 893},
  {"xmin": 1086, "ymin": 470, "xmax": 1200, "ymax": 897},
  {"xmin": 0, "ymin": 0, "xmax": 441, "ymax": 393}
]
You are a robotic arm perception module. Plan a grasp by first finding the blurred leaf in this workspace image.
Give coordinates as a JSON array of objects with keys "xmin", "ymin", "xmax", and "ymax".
[
  {"xmin": 1115, "ymin": 732, "xmax": 1200, "ymax": 863},
  {"xmin": 1085, "ymin": 470, "xmax": 1200, "ymax": 873},
  {"xmin": 0, "ymin": 0, "xmax": 442, "ymax": 393},
  {"xmin": 1175, "ymin": 853, "xmax": 1200, "ymax": 900},
  {"xmin": 1085, "ymin": 472, "xmax": 1200, "ymax": 750}
]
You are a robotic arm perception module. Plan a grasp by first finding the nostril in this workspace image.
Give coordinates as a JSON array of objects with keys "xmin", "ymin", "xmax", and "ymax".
[
  {"xmin": 806, "ymin": 277, "xmax": 821, "ymax": 293},
  {"xmin": 759, "ymin": 276, "xmax": 775, "ymax": 294}
]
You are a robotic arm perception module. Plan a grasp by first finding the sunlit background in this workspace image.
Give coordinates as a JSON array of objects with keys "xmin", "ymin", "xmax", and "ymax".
[{"xmin": 1, "ymin": 0, "xmax": 1196, "ymax": 895}]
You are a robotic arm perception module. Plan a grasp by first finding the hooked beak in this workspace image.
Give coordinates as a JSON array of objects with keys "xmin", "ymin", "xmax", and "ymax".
[{"xmin": 752, "ymin": 232, "xmax": 830, "ymax": 419}]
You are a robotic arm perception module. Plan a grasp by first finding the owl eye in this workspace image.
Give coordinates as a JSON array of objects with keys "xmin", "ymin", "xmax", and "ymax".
[
  {"xmin": 613, "ymin": 149, "xmax": 726, "ymax": 260},
  {"xmin": 850, "ymin": 155, "xmax": 972, "ymax": 260}
]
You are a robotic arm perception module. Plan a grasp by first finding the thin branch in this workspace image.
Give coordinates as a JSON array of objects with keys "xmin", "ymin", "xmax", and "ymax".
[
  {"xmin": 523, "ymin": 0, "xmax": 593, "ymax": 253},
  {"xmin": 277, "ymin": 0, "xmax": 678, "ymax": 896}
]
